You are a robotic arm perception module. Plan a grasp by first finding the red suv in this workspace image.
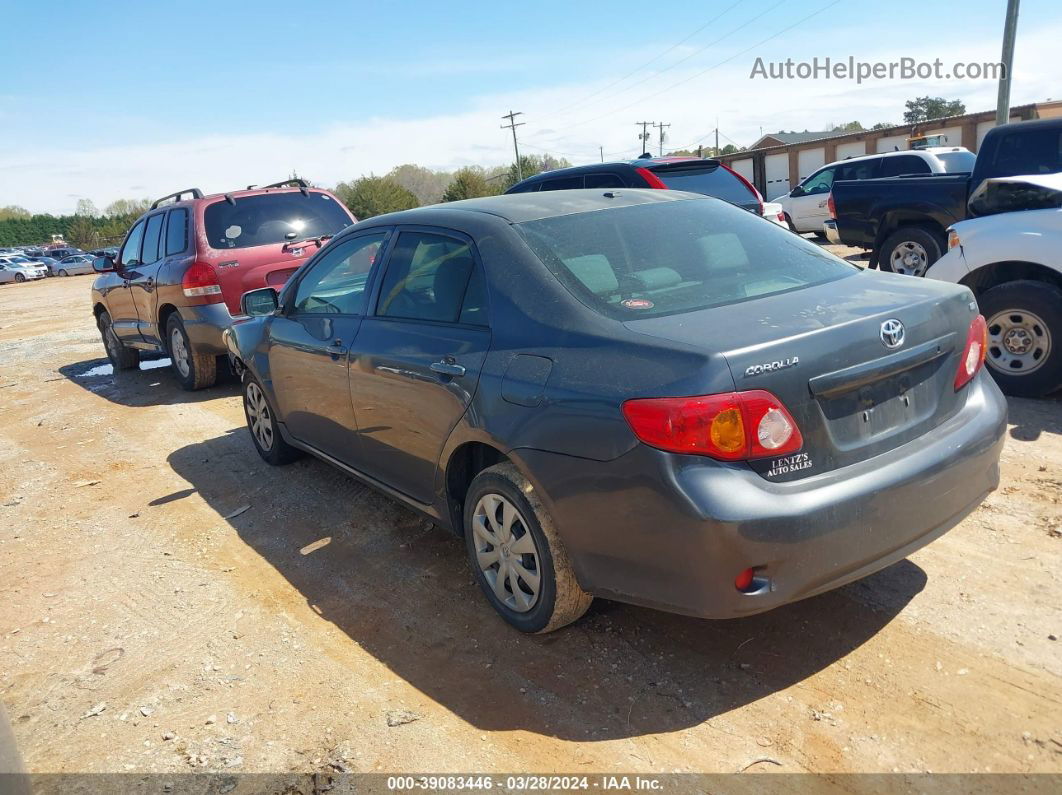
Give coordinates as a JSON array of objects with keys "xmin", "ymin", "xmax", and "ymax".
[{"xmin": 91, "ymin": 180, "xmax": 356, "ymax": 389}]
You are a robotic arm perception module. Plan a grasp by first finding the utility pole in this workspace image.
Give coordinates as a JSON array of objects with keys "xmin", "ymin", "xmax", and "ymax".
[
  {"xmin": 653, "ymin": 121, "xmax": 671, "ymax": 156},
  {"xmin": 996, "ymin": 0, "xmax": 1020, "ymax": 125},
  {"xmin": 714, "ymin": 119, "xmax": 719, "ymax": 157},
  {"xmin": 636, "ymin": 121, "xmax": 654, "ymax": 155},
  {"xmin": 501, "ymin": 110, "xmax": 525, "ymax": 180},
  {"xmin": 599, "ymin": 145, "xmax": 604, "ymax": 163}
]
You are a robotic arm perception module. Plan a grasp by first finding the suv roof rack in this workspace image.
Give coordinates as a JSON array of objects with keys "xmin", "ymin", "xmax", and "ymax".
[
  {"xmin": 151, "ymin": 188, "xmax": 204, "ymax": 209},
  {"xmin": 252, "ymin": 178, "xmax": 310, "ymax": 196}
]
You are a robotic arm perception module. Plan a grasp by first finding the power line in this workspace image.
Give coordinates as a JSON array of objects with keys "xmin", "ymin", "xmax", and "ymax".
[{"xmin": 551, "ymin": 0, "xmax": 744, "ymax": 115}]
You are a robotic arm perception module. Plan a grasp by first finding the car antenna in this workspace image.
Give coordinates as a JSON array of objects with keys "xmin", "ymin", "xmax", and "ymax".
[{"xmin": 225, "ymin": 193, "xmax": 236, "ymax": 205}]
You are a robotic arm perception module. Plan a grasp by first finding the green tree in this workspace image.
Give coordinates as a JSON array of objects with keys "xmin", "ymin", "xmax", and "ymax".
[
  {"xmin": 870, "ymin": 121, "xmax": 896, "ymax": 130},
  {"xmin": 334, "ymin": 176, "xmax": 419, "ymax": 219},
  {"xmin": 67, "ymin": 216, "xmax": 100, "ymax": 250},
  {"xmin": 830, "ymin": 121, "xmax": 864, "ymax": 132},
  {"xmin": 500, "ymin": 154, "xmax": 572, "ymax": 191},
  {"xmin": 75, "ymin": 198, "xmax": 99, "ymax": 217},
  {"xmin": 387, "ymin": 164, "xmax": 452, "ymax": 205},
  {"xmin": 903, "ymin": 96, "xmax": 966, "ymax": 124},
  {"xmin": 442, "ymin": 167, "xmax": 493, "ymax": 202},
  {"xmin": 0, "ymin": 206, "xmax": 31, "ymax": 221},
  {"xmin": 104, "ymin": 198, "xmax": 151, "ymax": 218}
]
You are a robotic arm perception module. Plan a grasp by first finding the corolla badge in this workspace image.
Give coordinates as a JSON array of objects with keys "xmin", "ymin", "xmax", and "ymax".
[
  {"xmin": 880, "ymin": 318, "xmax": 905, "ymax": 349},
  {"xmin": 745, "ymin": 356, "xmax": 799, "ymax": 377}
]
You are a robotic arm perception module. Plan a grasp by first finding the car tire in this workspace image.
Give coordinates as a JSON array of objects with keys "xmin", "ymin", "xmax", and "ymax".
[
  {"xmin": 242, "ymin": 374, "xmax": 302, "ymax": 465},
  {"xmin": 784, "ymin": 213, "xmax": 799, "ymax": 234},
  {"xmin": 166, "ymin": 313, "xmax": 217, "ymax": 391},
  {"xmin": 97, "ymin": 311, "xmax": 140, "ymax": 370},
  {"xmin": 879, "ymin": 227, "xmax": 943, "ymax": 277},
  {"xmin": 978, "ymin": 280, "xmax": 1062, "ymax": 398},
  {"xmin": 58, "ymin": 269, "xmax": 68, "ymax": 277},
  {"xmin": 14, "ymin": 273, "xmax": 24, "ymax": 283},
  {"xmin": 464, "ymin": 462, "xmax": 592, "ymax": 633}
]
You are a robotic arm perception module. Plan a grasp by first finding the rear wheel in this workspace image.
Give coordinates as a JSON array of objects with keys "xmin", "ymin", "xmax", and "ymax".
[
  {"xmin": 979, "ymin": 280, "xmax": 1062, "ymax": 398},
  {"xmin": 880, "ymin": 227, "xmax": 943, "ymax": 277},
  {"xmin": 97, "ymin": 311, "xmax": 140, "ymax": 370},
  {"xmin": 166, "ymin": 313, "xmax": 217, "ymax": 391},
  {"xmin": 242, "ymin": 375, "xmax": 301, "ymax": 465},
  {"xmin": 464, "ymin": 462, "xmax": 591, "ymax": 633}
]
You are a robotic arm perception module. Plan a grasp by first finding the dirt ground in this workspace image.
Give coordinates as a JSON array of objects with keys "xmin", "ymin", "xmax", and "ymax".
[{"xmin": 1, "ymin": 269, "xmax": 1060, "ymax": 778}]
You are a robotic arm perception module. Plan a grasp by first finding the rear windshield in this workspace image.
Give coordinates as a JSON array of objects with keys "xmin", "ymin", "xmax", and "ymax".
[
  {"xmin": 516, "ymin": 198, "xmax": 855, "ymax": 320},
  {"xmin": 651, "ymin": 164, "xmax": 757, "ymax": 207},
  {"xmin": 991, "ymin": 128, "xmax": 1062, "ymax": 177},
  {"xmin": 203, "ymin": 191, "xmax": 354, "ymax": 250},
  {"xmin": 935, "ymin": 151, "xmax": 976, "ymax": 172}
]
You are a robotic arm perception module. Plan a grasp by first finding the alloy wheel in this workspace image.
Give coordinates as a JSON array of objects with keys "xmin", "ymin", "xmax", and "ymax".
[
  {"xmin": 244, "ymin": 382, "xmax": 274, "ymax": 451},
  {"xmin": 889, "ymin": 241, "xmax": 929, "ymax": 277},
  {"xmin": 170, "ymin": 327, "xmax": 191, "ymax": 378},
  {"xmin": 986, "ymin": 308, "xmax": 1051, "ymax": 376},
  {"xmin": 471, "ymin": 493, "xmax": 542, "ymax": 613}
]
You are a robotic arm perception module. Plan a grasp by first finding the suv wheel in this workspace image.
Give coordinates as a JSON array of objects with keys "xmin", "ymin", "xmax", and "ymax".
[
  {"xmin": 880, "ymin": 227, "xmax": 943, "ymax": 277},
  {"xmin": 464, "ymin": 462, "xmax": 592, "ymax": 633},
  {"xmin": 97, "ymin": 311, "xmax": 140, "ymax": 370},
  {"xmin": 166, "ymin": 314, "xmax": 217, "ymax": 391},
  {"xmin": 242, "ymin": 375, "xmax": 301, "ymax": 465},
  {"xmin": 979, "ymin": 280, "xmax": 1062, "ymax": 398}
]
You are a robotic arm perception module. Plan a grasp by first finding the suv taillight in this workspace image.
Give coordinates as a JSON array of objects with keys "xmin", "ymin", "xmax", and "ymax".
[
  {"xmin": 827, "ymin": 193, "xmax": 836, "ymax": 218},
  {"xmin": 182, "ymin": 261, "xmax": 223, "ymax": 304},
  {"xmin": 622, "ymin": 390, "xmax": 803, "ymax": 461},
  {"xmin": 634, "ymin": 167, "xmax": 667, "ymax": 189},
  {"xmin": 955, "ymin": 314, "xmax": 988, "ymax": 390}
]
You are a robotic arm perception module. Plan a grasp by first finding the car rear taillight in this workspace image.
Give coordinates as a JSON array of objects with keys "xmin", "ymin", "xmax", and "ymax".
[
  {"xmin": 719, "ymin": 163, "xmax": 764, "ymax": 216},
  {"xmin": 827, "ymin": 192, "xmax": 836, "ymax": 219},
  {"xmin": 955, "ymin": 314, "xmax": 988, "ymax": 390},
  {"xmin": 182, "ymin": 261, "xmax": 223, "ymax": 303},
  {"xmin": 622, "ymin": 390, "xmax": 803, "ymax": 461},
  {"xmin": 634, "ymin": 167, "xmax": 668, "ymax": 189}
]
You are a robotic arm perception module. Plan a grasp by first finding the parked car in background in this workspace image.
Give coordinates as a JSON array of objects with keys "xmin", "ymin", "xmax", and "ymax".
[
  {"xmin": 90, "ymin": 247, "xmax": 119, "ymax": 259},
  {"xmin": 45, "ymin": 247, "xmax": 84, "ymax": 260},
  {"xmin": 927, "ymin": 173, "xmax": 1062, "ymax": 397},
  {"xmin": 225, "ymin": 189, "xmax": 1005, "ymax": 633},
  {"xmin": 54, "ymin": 255, "xmax": 95, "ymax": 276},
  {"xmin": 34, "ymin": 256, "xmax": 59, "ymax": 275},
  {"xmin": 777, "ymin": 147, "xmax": 974, "ymax": 235},
  {"xmin": 0, "ymin": 257, "xmax": 48, "ymax": 283},
  {"xmin": 761, "ymin": 200, "xmax": 788, "ymax": 228},
  {"xmin": 505, "ymin": 156, "xmax": 769, "ymax": 218},
  {"xmin": 91, "ymin": 179, "xmax": 357, "ymax": 390},
  {"xmin": 826, "ymin": 118, "xmax": 1062, "ymax": 273}
]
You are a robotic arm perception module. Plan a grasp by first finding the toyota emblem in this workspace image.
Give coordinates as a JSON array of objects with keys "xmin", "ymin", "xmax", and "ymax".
[{"xmin": 880, "ymin": 318, "xmax": 905, "ymax": 349}]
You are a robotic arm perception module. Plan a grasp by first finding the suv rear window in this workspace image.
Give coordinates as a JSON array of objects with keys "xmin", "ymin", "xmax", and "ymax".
[
  {"xmin": 992, "ymin": 128, "xmax": 1062, "ymax": 177},
  {"xmin": 649, "ymin": 164, "xmax": 757, "ymax": 208},
  {"xmin": 204, "ymin": 191, "xmax": 354, "ymax": 250},
  {"xmin": 516, "ymin": 198, "xmax": 854, "ymax": 319}
]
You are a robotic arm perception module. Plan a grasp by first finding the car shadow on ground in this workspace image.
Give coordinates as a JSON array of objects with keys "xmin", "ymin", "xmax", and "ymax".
[
  {"xmin": 1007, "ymin": 393, "xmax": 1062, "ymax": 442},
  {"xmin": 167, "ymin": 428, "xmax": 927, "ymax": 741},
  {"xmin": 57, "ymin": 357, "xmax": 239, "ymax": 408}
]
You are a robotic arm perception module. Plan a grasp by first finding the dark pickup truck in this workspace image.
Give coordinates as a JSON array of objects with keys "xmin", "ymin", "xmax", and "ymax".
[{"xmin": 826, "ymin": 118, "xmax": 1062, "ymax": 274}]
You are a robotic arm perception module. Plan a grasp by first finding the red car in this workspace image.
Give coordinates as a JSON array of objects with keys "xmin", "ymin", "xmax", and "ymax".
[{"xmin": 91, "ymin": 179, "xmax": 356, "ymax": 389}]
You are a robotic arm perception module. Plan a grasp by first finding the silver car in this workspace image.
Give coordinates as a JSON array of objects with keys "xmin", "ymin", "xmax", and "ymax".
[
  {"xmin": 0, "ymin": 257, "xmax": 48, "ymax": 284},
  {"xmin": 53, "ymin": 255, "xmax": 95, "ymax": 276}
]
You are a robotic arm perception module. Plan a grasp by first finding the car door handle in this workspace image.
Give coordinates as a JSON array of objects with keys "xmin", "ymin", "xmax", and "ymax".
[{"xmin": 430, "ymin": 360, "xmax": 466, "ymax": 377}]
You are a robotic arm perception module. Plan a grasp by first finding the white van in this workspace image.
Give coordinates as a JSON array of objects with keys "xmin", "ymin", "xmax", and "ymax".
[{"xmin": 776, "ymin": 147, "xmax": 975, "ymax": 234}]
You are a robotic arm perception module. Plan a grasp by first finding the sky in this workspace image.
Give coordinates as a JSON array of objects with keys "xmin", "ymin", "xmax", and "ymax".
[{"xmin": 2, "ymin": 0, "xmax": 1060, "ymax": 214}]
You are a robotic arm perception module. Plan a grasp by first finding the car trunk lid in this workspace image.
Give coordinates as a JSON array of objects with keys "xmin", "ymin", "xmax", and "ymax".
[{"xmin": 623, "ymin": 271, "xmax": 977, "ymax": 481}]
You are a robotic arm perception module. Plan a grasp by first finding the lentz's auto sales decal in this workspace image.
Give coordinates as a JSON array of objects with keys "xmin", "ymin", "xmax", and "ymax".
[{"xmin": 764, "ymin": 452, "xmax": 813, "ymax": 478}]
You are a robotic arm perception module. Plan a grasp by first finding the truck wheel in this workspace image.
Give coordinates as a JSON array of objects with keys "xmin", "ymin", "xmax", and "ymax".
[
  {"xmin": 880, "ymin": 227, "xmax": 943, "ymax": 277},
  {"xmin": 464, "ymin": 462, "xmax": 592, "ymax": 634},
  {"xmin": 166, "ymin": 314, "xmax": 217, "ymax": 391},
  {"xmin": 979, "ymin": 280, "xmax": 1062, "ymax": 398},
  {"xmin": 242, "ymin": 374, "xmax": 302, "ymax": 465},
  {"xmin": 97, "ymin": 311, "xmax": 140, "ymax": 370}
]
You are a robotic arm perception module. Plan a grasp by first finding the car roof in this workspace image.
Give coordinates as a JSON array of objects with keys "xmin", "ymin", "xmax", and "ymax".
[
  {"xmin": 513, "ymin": 156, "xmax": 718, "ymax": 182},
  {"xmin": 356, "ymin": 188, "xmax": 705, "ymax": 226}
]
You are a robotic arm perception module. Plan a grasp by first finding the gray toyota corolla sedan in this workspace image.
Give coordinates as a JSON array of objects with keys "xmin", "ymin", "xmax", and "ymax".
[{"xmin": 225, "ymin": 189, "xmax": 1006, "ymax": 633}]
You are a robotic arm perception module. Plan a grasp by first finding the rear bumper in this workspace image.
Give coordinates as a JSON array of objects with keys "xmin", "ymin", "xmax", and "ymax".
[
  {"xmin": 516, "ymin": 373, "xmax": 1006, "ymax": 619},
  {"xmin": 823, "ymin": 219, "xmax": 842, "ymax": 244},
  {"xmin": 179, "ymin": 303, "xmax": 236, "ymax": 356}
]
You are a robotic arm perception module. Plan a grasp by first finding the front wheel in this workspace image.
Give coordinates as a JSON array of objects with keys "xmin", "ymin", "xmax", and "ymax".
[
  {"xmin": 14, "ymin": 273, "xmax": 25, "ymax": 283},
  {"xmin": 97, "ymin": 311, "xmax": 140, "ymax": 370},
  {"xmin": 242, "ymin": 375, "xmax": 301, "ymax": 465},
  {"xmin": 464, "ymin": 462, "xmax": 592, "ymax": 633},
  {"xmin": 979, "ymin": 280, "xmax": 1062, "ymax": 398},
  {"xmin": 879, "ymin": 227, "xmax": 943, "ymax": 277},
  {"xmin": 166, "ymin": 314, "xmax": 217, "ymax": 391},
  {"xmin": 58, "ymin": 269, "xmax": 69, "ymax": 277}
]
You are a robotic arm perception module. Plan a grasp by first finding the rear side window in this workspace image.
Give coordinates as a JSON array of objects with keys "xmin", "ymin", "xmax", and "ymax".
[
  {"xmin": 992, "ymin": 129, "xmax": 1062, "ymax": 177},
  {"xmin": 165, "ymin": 208, "xmax": 188, "ymax": 256},
  {"xmin": 835, "ymin": 159, "xmax": 882, "ymax": 181},
  {"xmin": 203, "ymin": 191, "xmax": 354, "ymax": 250},
  {"xmin": 585, "ymin": 173, "xmax": 626, "ymax": 189},
  {"xmin": 879, "ymin": 156, "xmax": 930, "ymax": 177},
  {"xmin": 377, "ymin": 231, "xmax": 476, "ymax": 323},
  {"xmin": 517, "ymin": 198, "xmax": 854, "ymax": 320},
  {"xmin": 651, "ymin": 165, "xmax": 757, "ymax": 207},
  {"xmin": 935, "ymin": 150, "xmax": 976, "ymax": 172},
  {"xmin": 538, "ymin": 175, "xmax": 584, "ymax": 191},
  {"xmin": 141, "ymin": 213, "xmax": 165, "ymax": 265}
]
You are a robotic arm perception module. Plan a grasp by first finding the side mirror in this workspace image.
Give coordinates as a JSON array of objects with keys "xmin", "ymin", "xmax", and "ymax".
[
  {"xmin": 241, "ymin": 287, "xmax": 279, "ymax": 316},
  {"xmin": 93, "ymin": 255, "xmax": 116, "ymax": 273},
  {"xmin": 789, "ymin": 186, "xmax": 804, "ymax": 197}
]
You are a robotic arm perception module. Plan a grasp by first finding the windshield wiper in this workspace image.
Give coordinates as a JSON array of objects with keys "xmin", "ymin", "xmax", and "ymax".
[{"xmin": 282, "ymin": 234, "xmax": 332, "ymax": 253}]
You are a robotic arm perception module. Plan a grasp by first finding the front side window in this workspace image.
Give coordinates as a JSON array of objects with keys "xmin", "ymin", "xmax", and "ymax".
[
  {"xmin": 141, "ymin": 213, "xmax": 165, "ymax": 265},
  {"xmin": 801, "ymin": 167, "xmax": 836, "ymax": 194},
  {"xmin": 292, "ymin": 231, "xmax": 388, "ymax": 315},
  {"xmin": 517, "ymin": 198, "xmax": 855, "ymax": 320},
  {"xmin": 377, "ymin": 231, "xmax": 477, "ymax": 323},
  {"xmin": 120, "ymin": 221, "xmax": 145, "ymax": 268},
  {"xmin": 204, "ymin": 191, "xmax": 354, "ymax": 250}
]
